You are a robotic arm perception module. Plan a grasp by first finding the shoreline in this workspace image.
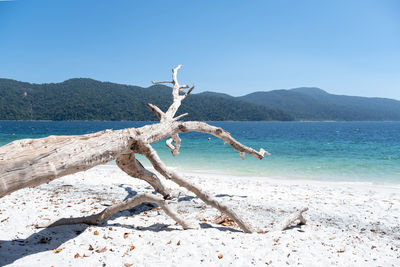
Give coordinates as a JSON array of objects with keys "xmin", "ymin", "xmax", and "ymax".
[
  {"xmin": 179, "ymin": 168, "xmax": 400, "ymax": 186},
  {"xmin": 1, "ymin": 165, "xmax": 399, "ymax": 266},
  {"xmin": 99, "ymin": 163, "xmax": 400, "ymax": 186}
]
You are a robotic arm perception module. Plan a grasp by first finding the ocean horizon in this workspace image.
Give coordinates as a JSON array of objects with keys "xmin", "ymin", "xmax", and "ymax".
[{"xmin": 1, "ymin": 120, "xmax": 399, "ymax": 184}]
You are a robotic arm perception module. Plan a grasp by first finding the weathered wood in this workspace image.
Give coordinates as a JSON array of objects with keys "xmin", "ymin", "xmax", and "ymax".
[
  {"xmin": 141, "ymin": 143, "xmax": 255, "ymax": 233},
  {"xmin": 116, "ymin": 152, "xmax": 171, "ymax": 199},
  {"xmin": 0, "ymin": 65, "xmax": 303, "ymax": 234},
  {"xmin": 36, "ymin": 193, "xmax": 198, "ymax": 230},
  {"xmin": 278, "ymin": 208, "xmax": 308, "ymax": 231},
  {"xmin": 0, "ymin": 129, "xmax": 135, "ymax": 198}
]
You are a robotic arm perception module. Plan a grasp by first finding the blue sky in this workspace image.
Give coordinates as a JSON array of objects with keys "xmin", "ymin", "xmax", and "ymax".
[{"xmin": 0, "ymin": 0, "xmax": 399, "ymax": 99}]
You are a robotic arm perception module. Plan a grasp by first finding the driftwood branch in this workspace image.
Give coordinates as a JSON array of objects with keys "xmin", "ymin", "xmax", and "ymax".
[
  {"xmin": 146, "ymin": 103, "xmax": 165, "ymax": 120},
  {"xmin": 0, "ymin": 64, "xmax": 306, "ymax": 235},
  {"xmin": 152, "ymin": 80, "xmax": 172, "ymax": 85},
  {"xmin": 0, "ymin": 129, "xmax": 134, "ymax": 198},
  {"xmin": 173, "ymin": 113, "xmax": 188, "ymax": 121},
  {"xmin": 36, "ymin": 193, "xmax": 198, "ymax": 230},
  {"xmin": 116, "ymin": 153, "xmax": 171, "ymax": 199},
  {"xmin": 165, "ymin": 134, "xmax": 181, "ymax": 156},
  {"xmin": 140, "ymin": 143, "xmax": 254, "ymax": 233},
  {"xmin": 184, "ymin": 85, "xmax": 195, "ymax": 99}
]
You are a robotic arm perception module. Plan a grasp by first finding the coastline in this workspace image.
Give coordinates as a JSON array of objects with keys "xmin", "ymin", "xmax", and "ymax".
[{"xmin": 1, "ymin": 165, "xmax": 399, "ymax": 266}]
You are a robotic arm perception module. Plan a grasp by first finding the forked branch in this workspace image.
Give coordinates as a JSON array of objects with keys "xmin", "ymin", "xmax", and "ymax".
[
  {"xmin": 176, "ymin": 121, "xmax": 271, "ymax": 159},
  {"xmin": 149, "ymin": 64, "xmax": 195, "ymax": 121}
]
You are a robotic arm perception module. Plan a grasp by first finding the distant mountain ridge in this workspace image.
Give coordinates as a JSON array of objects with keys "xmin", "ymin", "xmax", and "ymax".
[
  {"xmin": 0, "ymin": 78, "xmax": 292, "ymax": 121},
  {"xmin": 239, "ymin": 87, "xmax": 400, "ymax": 121},
  {"xmin": 1, "ymin": 78, "xmax": 399, "ymax": 121}
]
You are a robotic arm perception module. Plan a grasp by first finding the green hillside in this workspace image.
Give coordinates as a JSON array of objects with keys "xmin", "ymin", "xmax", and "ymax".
[
  {"xmin": 0, "ymin": 78, "xmax": 293, "ymax": 121},
  {"xmin": 2, "ymin": 78, "xmax": 399, "ymax": 121}
]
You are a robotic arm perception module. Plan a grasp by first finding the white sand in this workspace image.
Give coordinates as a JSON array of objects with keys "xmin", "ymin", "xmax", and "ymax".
[{"xmin": 0, "ymin": 165, "xmax": 399, "ymax": 266}]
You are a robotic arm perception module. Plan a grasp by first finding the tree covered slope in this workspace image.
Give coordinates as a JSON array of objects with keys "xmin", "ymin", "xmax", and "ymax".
[
  {"xmin": 2, "ymin": 78, "xmax": 398, "ymax": 121},
  {"xmin": 0, "ymin": 78, "xmax": 293, "ymax": 121}
]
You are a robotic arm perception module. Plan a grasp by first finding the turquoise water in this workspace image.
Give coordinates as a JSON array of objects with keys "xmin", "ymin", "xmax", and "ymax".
[{"xmin": 1, "ymin": 121, "xmax": 399, "ymax": 183}]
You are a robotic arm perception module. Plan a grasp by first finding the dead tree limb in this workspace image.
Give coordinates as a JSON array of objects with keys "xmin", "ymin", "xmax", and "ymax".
[
  {"xmin": 36, "ymin": 193, "xmax": 198, "ymax": 230},
  {"xmin": 141, "ymin": 143, "xmax": 255, "ymax": 233},
  {"xmin": 0, "ymin": 64, "xmax": 304, "ymax": 234},
  {"xmin": 116, "ymin": 153, "xmax": 171, "ymax": 199}
]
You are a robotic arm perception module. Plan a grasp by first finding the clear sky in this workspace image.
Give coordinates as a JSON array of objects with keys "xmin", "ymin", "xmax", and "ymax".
[{"xmin": 0, "ymin": 0, "xmax": 399, "ymax": 99}]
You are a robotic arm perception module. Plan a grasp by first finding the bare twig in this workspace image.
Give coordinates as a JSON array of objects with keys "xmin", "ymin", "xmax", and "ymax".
[
  {"xmin": 152, "ymin": 80, "xmax": 172, "ymax": 85},
  {"xmin": 173, "ymin": 113, "xmax": 189, "ymax": 121}
]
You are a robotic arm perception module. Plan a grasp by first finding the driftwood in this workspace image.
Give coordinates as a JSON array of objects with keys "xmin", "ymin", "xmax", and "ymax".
[
  {"xmin": 278, "ymin": 208, "xmax": 308, "ymax": 231},
  {"xmin": 0, "ymin": 65, "xmax": 306, "ymax": 233},
  {"xmin": 35, "ymin": 193, "xmax": 198, "ymax": 230}
]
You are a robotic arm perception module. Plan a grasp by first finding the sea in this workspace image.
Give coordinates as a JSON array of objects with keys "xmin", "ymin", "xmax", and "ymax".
[{"xmin": 1, "ymin": 121, "xmax": 399, "ymax": 184}]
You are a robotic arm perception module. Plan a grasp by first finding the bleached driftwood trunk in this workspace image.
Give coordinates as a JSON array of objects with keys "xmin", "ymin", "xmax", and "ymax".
[{"xmin": 0, "ymin": 65, "xmax": 306, "ymax": 233}]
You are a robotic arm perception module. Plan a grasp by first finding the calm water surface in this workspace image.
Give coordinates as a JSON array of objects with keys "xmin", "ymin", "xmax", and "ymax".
[{"xmin": 1, "ymin": 121, "xmax": 399, "ymax": 183}]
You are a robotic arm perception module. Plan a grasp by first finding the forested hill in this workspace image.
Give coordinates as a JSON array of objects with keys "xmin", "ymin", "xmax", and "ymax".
[
  {"xmin": 238, "ymin": 87, "xmax": 400, "ymax": 121},
  {"xmin": 0, "ymin": 78, "xmax": 293, "ymax": 121},
  {"xmin": 2, "ymin": 78, "xmax": 399, "ymax": 121}
]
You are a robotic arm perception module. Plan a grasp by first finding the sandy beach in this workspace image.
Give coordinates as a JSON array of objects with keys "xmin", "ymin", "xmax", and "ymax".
[{"xmin": 0, "ymin": 165, "xmax": 399, "ymax": 266}]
